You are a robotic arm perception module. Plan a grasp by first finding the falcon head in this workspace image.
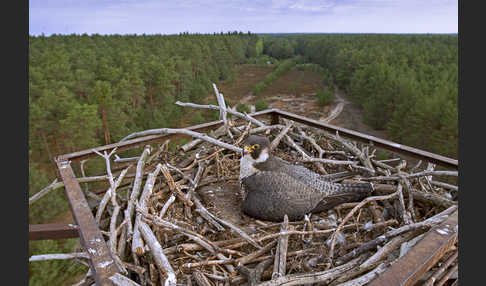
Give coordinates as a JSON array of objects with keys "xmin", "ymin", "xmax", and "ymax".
[{"xmin": 242, "ymin": 135, "xmax": 271, "ymax": 162}]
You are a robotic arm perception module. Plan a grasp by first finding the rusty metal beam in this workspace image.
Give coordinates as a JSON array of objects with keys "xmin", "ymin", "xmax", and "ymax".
[
  {"xmin": 271, "ymin": 109, "xmax": 458, "ymax": 169},
  {"xmin": 29, "ymin": 223, "xmax": 79, "ymax": 240},
  {"xmin": 56, "ymin": 160, "xmax": 119, "ymax": 285},
  {"xmin": 368, "ymin": 210, "xmax": 458, "ymax": 286}
]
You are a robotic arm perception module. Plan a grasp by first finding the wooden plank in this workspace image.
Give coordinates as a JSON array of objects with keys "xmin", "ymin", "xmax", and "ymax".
[
  {"xmin": 368, "ymin": 210, "xmax": 458, "ymax": 286},
  {"xmin": 57, "ymin": 160, "xmax": 119, "ymax": 285},
  {"xmin": 29, "ymin": 223, "xmax": 79, "ymax": 240},
  {"xmin": 272, "ymin": 109, "xmax": 458, "ymax": 169}
]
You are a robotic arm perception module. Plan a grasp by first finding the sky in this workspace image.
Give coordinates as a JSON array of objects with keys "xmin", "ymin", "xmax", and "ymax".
[{"xmin": 29, "ymin": 0, "xmax": 458, "ymax": 35}]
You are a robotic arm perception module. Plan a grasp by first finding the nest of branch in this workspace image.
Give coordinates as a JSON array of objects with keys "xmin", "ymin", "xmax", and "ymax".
[{"xmin": 34, "ymin": 86, "xmax": 458, "ymax": 286}]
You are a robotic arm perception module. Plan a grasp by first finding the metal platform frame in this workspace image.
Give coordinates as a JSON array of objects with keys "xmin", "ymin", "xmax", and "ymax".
[{"xmin": 29, "ymin": 108, "xmax": 458, "ymax": 285}]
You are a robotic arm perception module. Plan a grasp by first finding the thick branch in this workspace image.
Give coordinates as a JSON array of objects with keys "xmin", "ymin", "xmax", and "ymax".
[
  {"xmin": 138, "ymin": 222, "xmax": 176, "ymax": 286},
  {"xmin": 125, "ymin": 146, "xmax": 151, "ymax": 240}
]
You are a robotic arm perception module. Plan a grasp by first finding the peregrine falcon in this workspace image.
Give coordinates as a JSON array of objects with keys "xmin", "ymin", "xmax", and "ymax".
[{"xmin": 239, "ymin": 135, "xmax": 373, "ymax": 221}]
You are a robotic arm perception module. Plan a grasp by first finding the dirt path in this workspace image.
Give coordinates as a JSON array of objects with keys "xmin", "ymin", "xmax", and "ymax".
[
  {"xmin": 326, "ymin": 88, "xmax": 389, "ymax": 139},
  {"xmin": 236, "ymin": 84, "xmax": 388, "ymax": 141},
  {"xmin": 319, "ymin": 89, "xmax": 348, "ymax": 123}
]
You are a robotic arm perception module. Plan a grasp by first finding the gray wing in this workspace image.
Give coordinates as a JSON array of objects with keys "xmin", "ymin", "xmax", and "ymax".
[
  {"xmin": 257, "ymin": 156, "xmax": 352, "ymax": 186},
  {"xmin": 241, "ymin": 171, "xmax": 323, "ymax": 221}
]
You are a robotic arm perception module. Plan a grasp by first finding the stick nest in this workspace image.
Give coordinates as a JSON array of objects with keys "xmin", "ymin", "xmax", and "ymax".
[{"xmin": 79, "ymin": 113, "xmax": 458, "ymax": 286}]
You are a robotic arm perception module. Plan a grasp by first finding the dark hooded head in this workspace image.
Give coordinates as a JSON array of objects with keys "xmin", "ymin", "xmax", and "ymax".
[{"xmin": 242, "ymin": 135, "xmax": 271, "ymax": 160}]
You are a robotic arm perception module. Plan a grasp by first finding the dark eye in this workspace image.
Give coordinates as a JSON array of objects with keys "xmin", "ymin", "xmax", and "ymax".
[{"xmin": 252, "ymin": 144, "xmax": 259, "ymax": 149}]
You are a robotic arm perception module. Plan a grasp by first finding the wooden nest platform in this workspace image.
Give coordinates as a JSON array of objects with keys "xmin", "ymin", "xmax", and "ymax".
[{"xmin": 29, "ymin": 85, "xmax": 458, "ymax": 286}]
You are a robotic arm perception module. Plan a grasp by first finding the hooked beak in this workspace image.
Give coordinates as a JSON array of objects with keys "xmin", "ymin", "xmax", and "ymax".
[{"xmin": 242, "ymin": 145, "xmax": 252, "ymax": 156}]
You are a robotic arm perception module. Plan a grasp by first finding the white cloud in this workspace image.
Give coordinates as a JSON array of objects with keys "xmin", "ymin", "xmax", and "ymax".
[
  {"xmin": 29, "ymin": 0, "xmax": 458, "ymax": 35},
  {"xmin": 289, "ymin": 0, "xmax": 335, "ymax": 12}
]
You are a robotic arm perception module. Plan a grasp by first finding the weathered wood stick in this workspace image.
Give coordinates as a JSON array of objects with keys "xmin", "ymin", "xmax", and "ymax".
[
  {"xmin": 430, "ymin": 180, "xmax": 458, "ymax": 191},
  {"xmin": 333, "ymin": 131, "xmax": 375, "ymax": 175},
  {"xmin": 184, "ymin": 274, "xmax": 192, "ymax": 286},
  {"xmin": 395, "ymin": 183, "xmax": 413, "ymax": 224},
  {"xmin": 158, "ymin": 195, "xmax": 176, "ymax": 219},
  {"xmin": 183, "ymin": 259, "xmax": 234, "ymax": 269},
  {"xmin": 371, "ymin": 159, "xmax": 397, "ymax": 172},
  {"xmin": 273, "ymin": 214, "xmax": 289, "ymax": 278},
  {"xmin": 108, "ymin": 273, "xmax": 141, "ymax": 286},
  {"xmin": 138, "ymin": 222, "xmax": 176, "ymax": 286},
  {"xmin": 284, "ymin": 134, "xmax": 311, "ymax": 159},
  {"xmin": 71, "ymin": 269, "xmax": 93, "ymax": 286},
  {"xmin": 93, "ymin": 148, "xmax": 128, "ymax": 274},
  {"xmin": 192, "ymin": 195, "xmax": 225, "ymax": 231},
  {"xmin": 160, "ymin": 164, "xmax": 193, "ymax": 207},
  {"xmin": 114, "ymin": 154, "xmax": 140, "ymax": 163},
  {"xmin": 254, "ymin": 255, "xmax": 368, "ymax": 286},
  {"xmin": 125, "ymin": 145, "xmax": 151, "ymax": 240},
  {"xmin": 139, "ymin": 210, "xmax": 218, "ymax": 254},
  {"xmin": 237, "ymin": 241, "xmax": 278, "ymax": 265},
  {"xmin": 335, "ymin": 205, "xmax": 457, "ymax": 265},
  {"xmin": 183, "ymin": 247, "xmax": 316, "ymax": 269},
  {"xmin": 212, "ymin": 83, "xmax": 233, "ymax": 139},
  {"xmin": 120, "ymin": 127, "xmax": 243, "ymax": 154},
  {"xmin": 79, "ymin": 160, "xmax": 89, "ymax": 191},
  {"xmin": 175, "ymin": 101, "xmax": 266, "ymax": 127},
  {"xmin": 400, "ymin": 175, "xmax": 417, "ymax": 221},
  {"xmin": 328, "ymin": 193, "xmax": 398, "ymax": 262},
  {"xmin": 423, "ymin": 250, "xmax": 458, "ymax": 286},
  {"xmin": 122, "ymin": 261, "xmax": 146, "ymax": 277},
  {"xmin": 192, "ymin": 270, "xmax": 213, "ymax": 286},
  {"xmin": 184, "ymin": 162, "xmax": 206, "ymax": 218},
  {"xmin": 146, "ymin": 140, "xmax": 170, "ymax": 165},
  {"xmin": 193, "ymin": 197, "xmax": 262, "ymax": 249},
  {"xmin": 238, "ymin": 259, "xmax": 273, "ymax": 286},
  {"xmin": 163, "ymin": 237, "xmax": 246, "ymax": 255},
  {"xmin": 133, "ymin": 163, "xmax": 163, "ymax": 256},
  {"xmin": 249, "ymin": 124, "xmax": 285, "ymax": 134},
  {"xmin": 215, "ymin": 223, "xmax": 363, "ymax": 252},
  {"xmin": 29, "ymin": 178, "xmax": 59, "ymax": 205},
  {"xmin": 95, "ymin": 166, "xmax": 132, "ymax": 224},
  {"xmin": 181, "ymin": 138, "xmax": 203, "ymax": 153},
  {"xmin": 365, "ymin": 170, "xmax": 458, "ymax": 181},
  {"xmin": 359, "ymin": 219, "xmax": 398, "ymax": 232},
  {"xmin": 269, "ymin": 123, "xmax": 293, "ymax": 151},
  {"xmin": 377, "ymin": 158, "xmax": 401, "ymax": 163},
  {"xmin": 295, "ymin": 125, "xmax": 326, "ymax": 158},
  {"xmin": 29, "ymin": 175, "xmax": 112, "ymax": 205},
  {"xmin": 368, "ymin": 201, "xmax": 384, "ymax": 224},
  {"xmin": 117, "ymin": 225, "xmax": 127, "ymax": 259},
  {"xmin": 162, "ymin": 219, "xmax": 357, "ymax": 256},
  {"xmin": 360, "ymin": 230, "xmax": 423, "ymax": 269},
  {"xmin": 272, "ymin": 238, "xmax": 280, "ymax": 277},
  {"xmin": 29, "ymin": 252, "xmax": 89, "ymax": 262},
  {"xmin": 333, "ymin": 261, "xmax": 388, "ymax": 286},
  {"xmin": 435, "ymin": 263, "xmax": 458, "ymax": 286},
  {"xmin": 182, "ymin": 125, "xmax": 227, "ymax": 153},
  {"xmin": 300, "ymin": 157, "xmax": 359, "ymax": 165},
  {"xmin": 368, "ymin": 182, "xmax": 456, "ymax": 208}
]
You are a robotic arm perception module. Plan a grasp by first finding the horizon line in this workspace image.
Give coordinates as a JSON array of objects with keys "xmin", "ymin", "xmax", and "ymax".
[{"xmin": 29, "ymin": 31, "xmax": 459, "ymax": 37}]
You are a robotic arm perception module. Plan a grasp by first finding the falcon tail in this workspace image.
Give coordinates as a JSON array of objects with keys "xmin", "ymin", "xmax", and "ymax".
[
  {"xmin": 339, "ymin": 182, "xmax": 374, "ymax": 195},
  {"xmin": 311, "ymin": 182, "xmax": 373, "ymax": 214}
]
